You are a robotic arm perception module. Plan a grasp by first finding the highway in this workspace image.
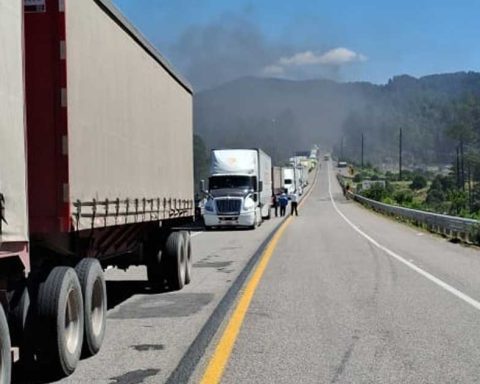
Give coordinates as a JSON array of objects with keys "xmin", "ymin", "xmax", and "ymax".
[
  {"xmin": 15, "ymin": 162, "xmax": 480, "ymax": 383},
  {"xmin": 201, "ymin": 162, "xmax": 480, "ymax": 384}
]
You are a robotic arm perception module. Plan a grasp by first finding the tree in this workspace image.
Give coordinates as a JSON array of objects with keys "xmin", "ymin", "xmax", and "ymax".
[{"xmin": 409, "ymin": 175, "xmax": 427, "ymax": 190}]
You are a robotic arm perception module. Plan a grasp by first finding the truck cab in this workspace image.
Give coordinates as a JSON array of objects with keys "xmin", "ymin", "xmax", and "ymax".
[{"xmin": 203, "ymin": 149, "xmax": 272, "ymax": 229}]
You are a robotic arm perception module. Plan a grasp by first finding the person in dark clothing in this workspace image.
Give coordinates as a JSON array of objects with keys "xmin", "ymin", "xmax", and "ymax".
[
  {"xmin": 272, "ymin": 194, "xmax": 279, "ymax": 217},
  {"xmin": 278, "ymin": 192, "xmax": 288, "ymax": 216}
]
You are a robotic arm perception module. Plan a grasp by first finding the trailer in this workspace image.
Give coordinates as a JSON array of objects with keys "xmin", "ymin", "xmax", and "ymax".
[
  {"xmin": 0, "ymin": 1, "xmax": 27, "ymax": 382},
  {"xmin": 272, "ymin": 166, "xmax": 284, "ymax": 196},
  {"xmin": 0, "ymin": 0, "xmax": 194, "ymax": 380}
]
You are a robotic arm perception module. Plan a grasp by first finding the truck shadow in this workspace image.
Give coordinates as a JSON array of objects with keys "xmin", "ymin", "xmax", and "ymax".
[{"xmin": 106, "ymin": 280, "xmax": 171, "ymax": 310}]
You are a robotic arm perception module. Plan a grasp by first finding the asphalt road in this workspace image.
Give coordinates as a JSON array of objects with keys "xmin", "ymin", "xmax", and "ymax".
[
  {"xmin": 16, "ymin": 162, "xmax": 480, "ymax": 384},
  {"xmin": 216, "ymin": 161, "xmax": 480, "ymax": 384},
  {"xmin": 14, "ymin": 181, "xmax": 305, "ymax": 384}
]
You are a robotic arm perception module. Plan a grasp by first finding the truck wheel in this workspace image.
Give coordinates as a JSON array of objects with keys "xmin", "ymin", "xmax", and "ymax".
[
  {"xmin": 183, "ymin": 232, "xmax": 192, "ymax": 285},
  {"xmin": 75, "ymin": 259, "xmax": 106, "ymax": 357},
  {"xmin": 147, "ymin": 248, "xmax": 165, "ymax": 290},
  {"xmin": 37, "ymin": 267, "xmax": 84, "ymax": 377},
  {"xmin": 8, "ymin": 282, "xmax": 30, "ymax": 346},
  {"xmin": 164, "ymin": 232, "xmax": 186, "ymax": 290},
  {"xmin": 0, "ymin": 305, "xmax": 11, "ymax": 384}
]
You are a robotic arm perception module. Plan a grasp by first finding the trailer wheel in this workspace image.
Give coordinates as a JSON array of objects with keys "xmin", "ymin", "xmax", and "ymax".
[
  {"xmin": 75, "ymin": 259, "xmax": 106, "ymax": 357},
  {"xmin": 8, "ymin": 282, "xmax": 30, "ymax": 346},
  {"xmin": 0, "ymin": 305, "xmax": 11, "ymax": 384},
  {"xmin": 183, "ymin": 232, "xmax": 192, "ymax": 285},
  {"xmin": 37, "ymin": 267, "xmax": 84, "ymax": 377},
  {"xmin": 164, "ymin": 232, "xmax": 186, "ymax": 290},
  {"xmin": 147, "ymin": 248, "xmax": 165, "ymax": 289},
  {"xmin": 265, "ymin": 208, "xmax": 271, "ymax": 220}
]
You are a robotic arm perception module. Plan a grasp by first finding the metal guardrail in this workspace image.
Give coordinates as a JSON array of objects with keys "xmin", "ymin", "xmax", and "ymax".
[{"xmin": 337, "ymin": 174, "xmax": 480, "ymax": 242}]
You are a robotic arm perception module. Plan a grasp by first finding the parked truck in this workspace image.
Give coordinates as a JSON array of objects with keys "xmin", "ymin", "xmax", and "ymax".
[
  {"xmin": 0, "ymin": 0, "xmax": 194, "ymax": 381},
  {"xmin": 282, "ymin": 167, "xmax": 295, "ymax": 195},
  {"xmin": 203, "ymin": 149, "xmax": 272, "ymax": 229}
]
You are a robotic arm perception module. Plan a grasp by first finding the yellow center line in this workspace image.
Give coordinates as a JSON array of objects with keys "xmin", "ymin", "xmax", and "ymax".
[{"xmin": 199, "ymin": 167, "xmax": 319, "ymax": 384}]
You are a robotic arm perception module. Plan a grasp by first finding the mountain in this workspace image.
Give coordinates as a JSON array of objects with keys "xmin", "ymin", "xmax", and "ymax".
[{"xmin": 194, "ymin": 72, "xmax": 480, "ymax": 166}]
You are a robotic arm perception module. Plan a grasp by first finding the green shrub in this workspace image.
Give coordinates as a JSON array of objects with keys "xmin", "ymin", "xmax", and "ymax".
[
  {"xmin": 410, "ymin": 175, "xmax": 427, "ymax": 190},
  {"xmin": 353, "ymin": 173, "xmax": 363, "ymax": 183},
  {"xmin": 394, "ymin": 190, "xmax": 413, "ymax": 205}
]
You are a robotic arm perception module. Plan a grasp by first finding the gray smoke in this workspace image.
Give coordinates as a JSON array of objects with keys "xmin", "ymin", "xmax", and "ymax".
[{"xmin": 170, "ymin": 13, "xmax": 289, "ymax": 90}]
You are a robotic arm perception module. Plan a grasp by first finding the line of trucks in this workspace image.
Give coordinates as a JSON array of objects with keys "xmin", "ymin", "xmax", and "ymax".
[
  {"xmin": 0, "ymin": 1, "xmax": 319, "ymax": 383},
  {"xmin": 201, "ymin": 148, "xmax": 318, "ymax": 229}
]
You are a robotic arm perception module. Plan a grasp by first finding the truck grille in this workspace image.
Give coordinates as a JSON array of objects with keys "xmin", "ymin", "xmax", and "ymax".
[{"xmin": 215, "ymin": 198, "xmax": 242, "ymax": 214}]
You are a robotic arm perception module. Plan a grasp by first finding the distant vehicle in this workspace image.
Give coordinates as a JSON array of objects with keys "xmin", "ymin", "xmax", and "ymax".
[
  {"xmin": 338, "ymin": 161, "xmax": 348, "ymax": 168},
  {"xmin": 203, "ymin": 149, "xmax": 272, "ymax": 229},
  {"xmin": 282, "ymin": 167, "xmax": 296, "ymax": 194},
  {"xmin": 324, "ymin": 154, "xmax": 330, "ymax": 161}
]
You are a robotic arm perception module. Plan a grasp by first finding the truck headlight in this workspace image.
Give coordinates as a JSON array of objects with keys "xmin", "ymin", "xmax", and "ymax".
[{"xmin": 243, "ymin": 197, "xmax": 255, "ymax": 211}]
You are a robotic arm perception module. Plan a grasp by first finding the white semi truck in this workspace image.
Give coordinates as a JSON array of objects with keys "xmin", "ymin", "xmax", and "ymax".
[
  {"xmin": 203, "ymin": 149, "xmax": 272, "ymax": 229},
  {"xmin": 282, "ymin": 167, "xmax": 295, "ymax": 195}
]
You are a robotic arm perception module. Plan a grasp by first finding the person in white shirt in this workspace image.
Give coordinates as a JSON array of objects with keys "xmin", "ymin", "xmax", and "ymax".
[{"xmin": 290, "ymin": 190, "xmax": 299, "ymax": 216}]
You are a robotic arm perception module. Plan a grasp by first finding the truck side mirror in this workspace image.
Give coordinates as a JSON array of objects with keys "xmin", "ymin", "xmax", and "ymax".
[{"xmin": 258, "ymin": 181, "xmax": 263, "ymax": 192}]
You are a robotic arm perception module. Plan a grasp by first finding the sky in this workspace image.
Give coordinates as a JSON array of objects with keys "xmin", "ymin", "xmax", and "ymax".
[{"xmin": 112, "ymin": 0, "xmax": 480, "ymax": 91}]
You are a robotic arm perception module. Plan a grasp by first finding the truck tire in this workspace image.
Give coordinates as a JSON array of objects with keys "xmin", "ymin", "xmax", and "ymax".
[
  {"xmin": 8, "ymin": 282, "xmax": 30, "ymax": 346},
  {"xmin": 0, "ymin": 305, "xmax": 11, "ymax": 384},
  {"xmin": 147, "ymin": 249, "xmax": 165, "ymax": 290},
  {"xmin": 36, "ymin": 267, "xmax": 84, "ymax": 377},
  {"xmin": 75, "ymin": 259, "xmax": 106, "ymax": 357},
  {"xmin": 183, "ymin": 232, "xmax": 192, "ymax": 285},
  {"xmin": 164, "ymin": 232, "xmax": 186, "ymax": 291},
  {"xmin": 265, "ymin": 208, "xmax": 271, "ymax": 220}
]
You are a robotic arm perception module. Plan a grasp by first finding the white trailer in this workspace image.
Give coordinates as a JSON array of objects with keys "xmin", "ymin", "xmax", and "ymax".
[
  {"xmin": 204, "ymin": 149, "xmax": 272, "ymax": 229},
  {"xmin": 0, "ymin": 1, "xmax": 27, "ymax": 382}
]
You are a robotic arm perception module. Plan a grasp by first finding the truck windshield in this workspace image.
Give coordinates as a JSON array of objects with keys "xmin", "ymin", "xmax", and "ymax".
[
  {"xmin": 284, "ymin": 179, "xmax": 292, "ymax": 185},
  {"xmin": 209, "ymin": 176, "xmax": 255, "ymax": 190}
]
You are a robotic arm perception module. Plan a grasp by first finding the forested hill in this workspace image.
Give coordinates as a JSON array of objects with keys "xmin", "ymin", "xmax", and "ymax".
[{"xmin": 194, "ymin": 72, "xmax": 480, "ymax": 166}]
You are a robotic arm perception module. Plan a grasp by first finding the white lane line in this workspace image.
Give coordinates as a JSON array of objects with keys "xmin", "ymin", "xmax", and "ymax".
[{"xmin": 327, "ymin": 164, "xmax": 480, "ymax": 312}]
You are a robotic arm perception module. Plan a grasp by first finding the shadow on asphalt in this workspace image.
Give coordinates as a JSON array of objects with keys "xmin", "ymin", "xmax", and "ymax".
[{"xmin": 106, "ymin": 280, "xmax": 177, "ymax": 310}]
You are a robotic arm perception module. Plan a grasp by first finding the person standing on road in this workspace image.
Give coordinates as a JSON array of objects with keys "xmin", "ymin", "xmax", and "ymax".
[
  {"xmin": 272, "ymin": 194, "xmax": 279, "ymax": 217},
  {"xmin": 290, "ymin": 190, "xmax": 299, "ymax": 216},
  {"xmin": 279, "ymin": 192, "xmax": 288, "ymax": 217}
]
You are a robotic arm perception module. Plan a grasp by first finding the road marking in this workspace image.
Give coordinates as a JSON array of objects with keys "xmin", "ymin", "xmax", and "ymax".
[
  {"xmin": 199, "ymin": 168, "xmax": 319, "ymax": 384},
  {"xmin": 199, "ymin": 216, "xmax": 293, "ymax": 384},
  {"xmin": 328, "ymin": 164, "xmax": 480, "ymax": 312}
]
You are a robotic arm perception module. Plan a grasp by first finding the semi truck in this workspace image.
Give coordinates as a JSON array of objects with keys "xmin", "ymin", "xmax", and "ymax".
[
  {"xmin": 203, "ymin": 149, "xmax": 272, "ymax": 229},
  {"xmin": 0, "ymin": 0, "xmax": 194, "ymax": 381},
  {"xmin": 282, "ymin": 167, "xmax": 295, "ymax": 195}
]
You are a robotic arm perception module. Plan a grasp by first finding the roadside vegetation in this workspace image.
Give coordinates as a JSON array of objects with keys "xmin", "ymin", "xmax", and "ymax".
[{"xmin": 345, "ymin": 165, "xmax": 480, "ymax": 220}]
